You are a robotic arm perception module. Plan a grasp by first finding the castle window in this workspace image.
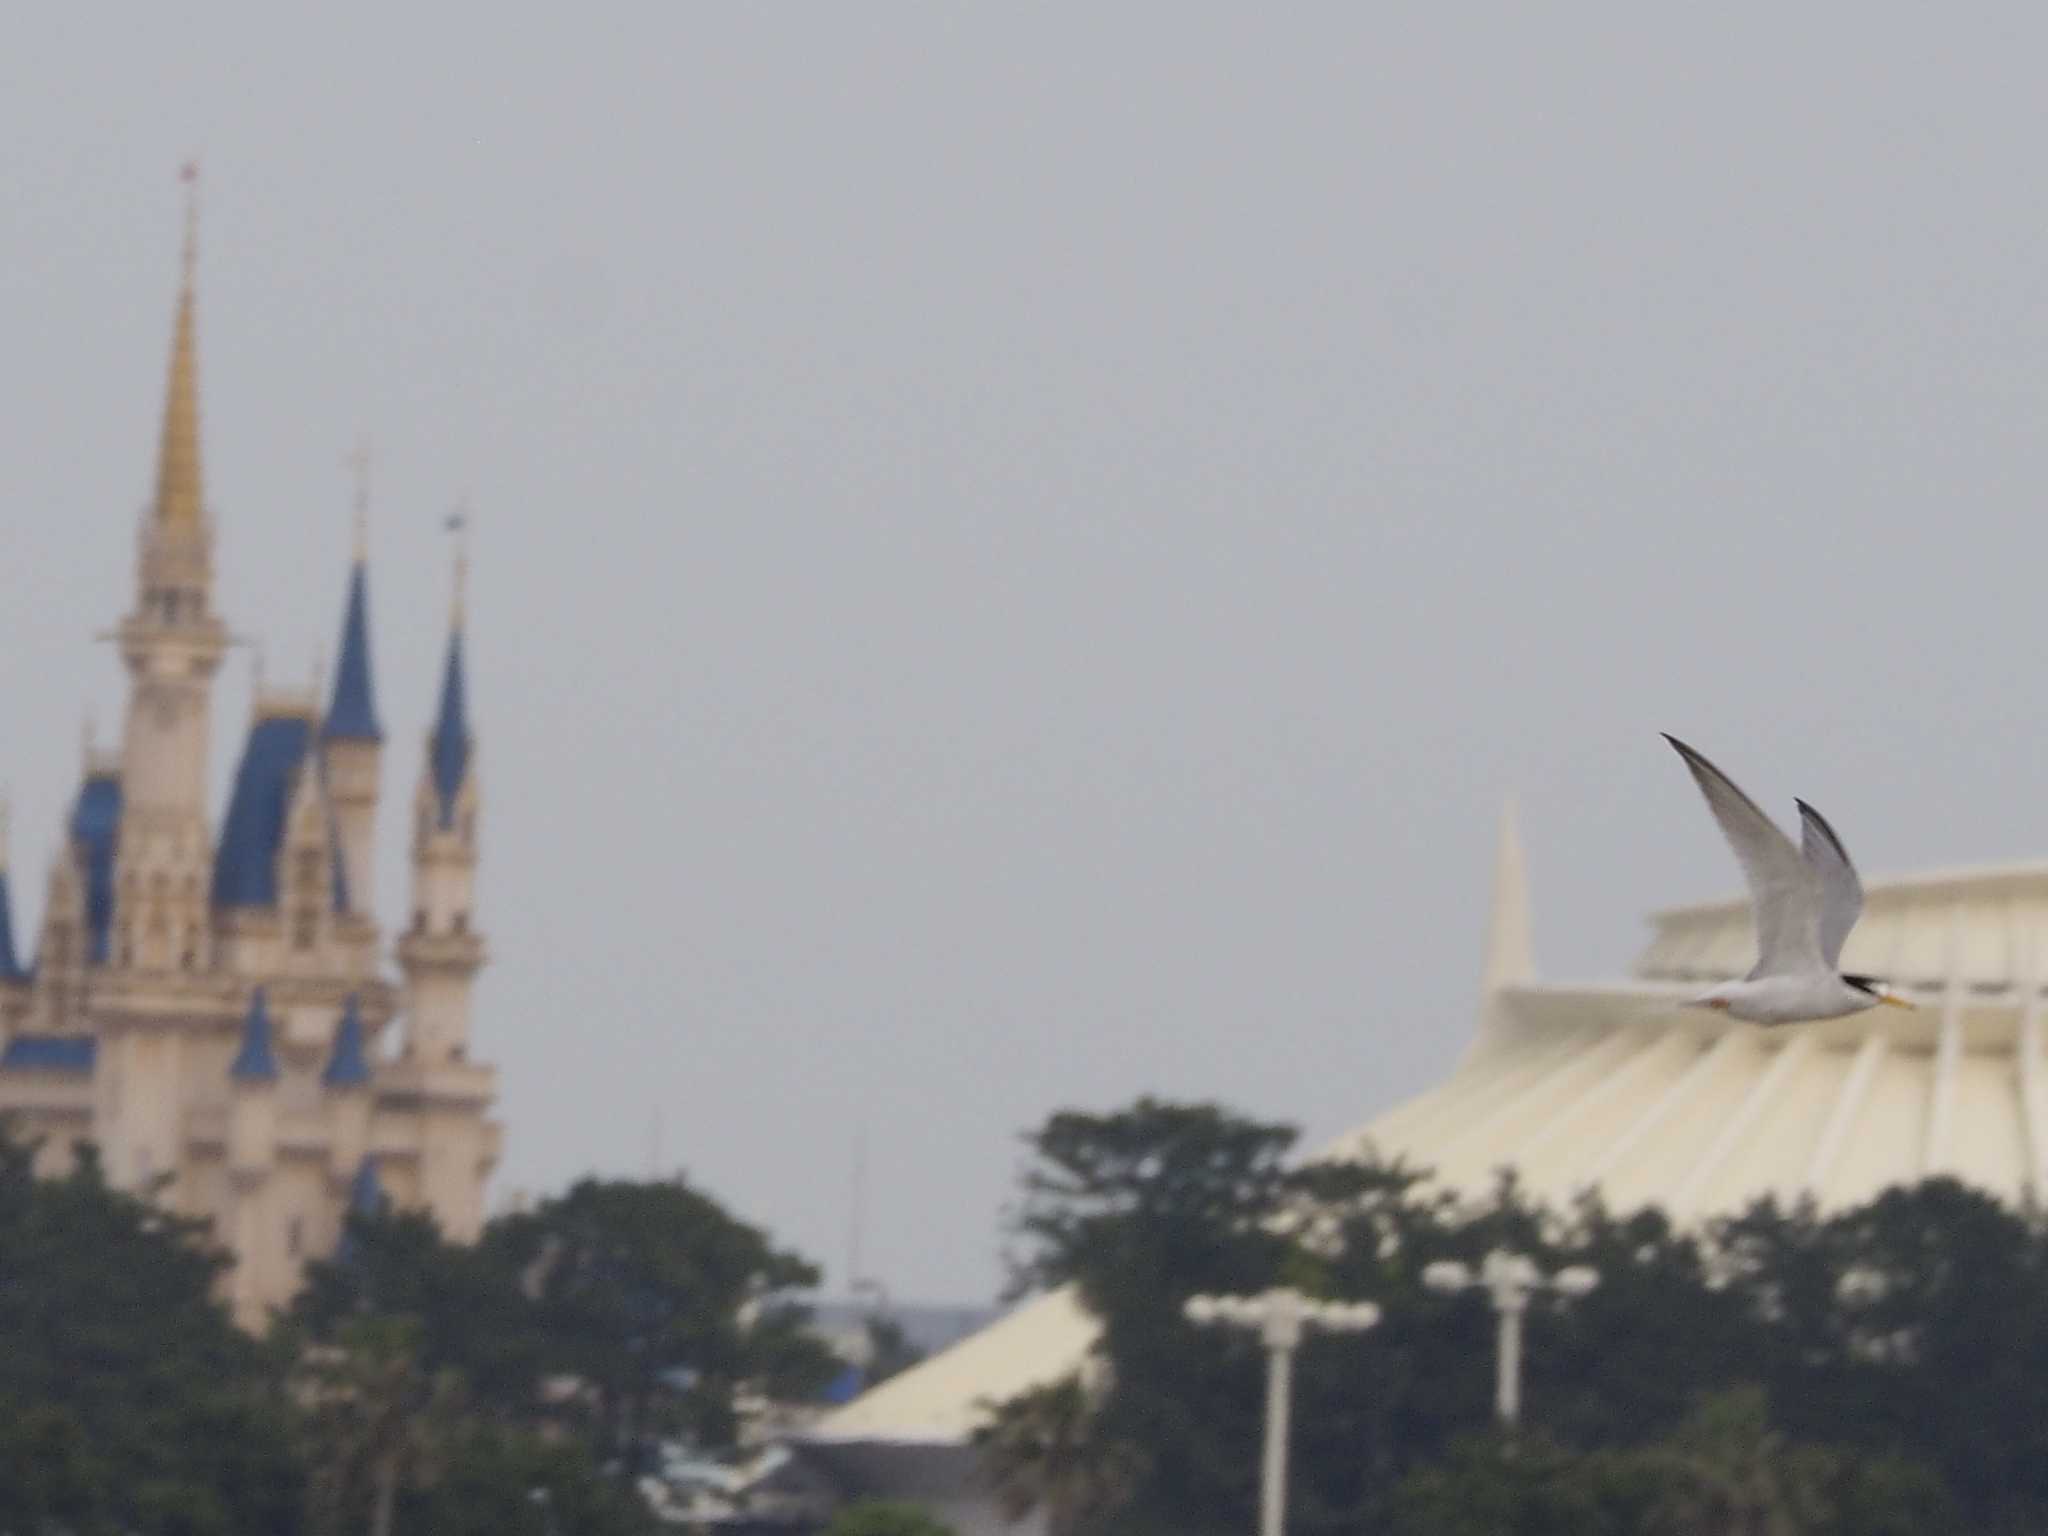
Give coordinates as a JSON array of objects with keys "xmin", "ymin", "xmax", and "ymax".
[
  {"xmin": 291, "ymin": 908, "xmax": 317, "ymax": 951},
  {"xmin": 451, "ymin": 912, "xmax": 467, "ymax": 935},
  {"xmin": 295, "ymin": 849, "xmax": 322, "ymax": 894},
  {"xmin": 288, "ymin": 1217, "xmax": 303, "ymax": 1258}
]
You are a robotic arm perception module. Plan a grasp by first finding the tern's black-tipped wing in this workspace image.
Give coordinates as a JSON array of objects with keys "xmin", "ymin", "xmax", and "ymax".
[
  {"xmin": 1795, "ymin": 798, "xmax": 1863, "ymax": 969},
  {"xmin": 1662, "ymin": 734, "xmax": 1824, "ymax": 979}
]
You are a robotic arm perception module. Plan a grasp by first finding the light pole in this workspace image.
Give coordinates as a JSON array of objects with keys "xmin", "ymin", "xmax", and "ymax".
[
  {"xmin": 1422, "ymin": 1249, "xmax": 1598, "ymax": 1429},
  {"xmin": 1184, "ymin": 1287, "xmax": 1381, "ymax": 1536}
]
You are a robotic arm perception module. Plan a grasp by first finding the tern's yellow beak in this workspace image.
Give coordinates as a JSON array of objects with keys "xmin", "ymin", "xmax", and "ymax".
[{"xmin": 1879, "ymin": 993, "xmax": 1916, "ymax": 1010}]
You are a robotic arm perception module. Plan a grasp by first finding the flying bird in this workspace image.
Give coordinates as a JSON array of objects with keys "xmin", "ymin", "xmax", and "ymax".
[{"xmin": 1663, "ymin": 734, "xmax": 1914, "ymax": 1024}]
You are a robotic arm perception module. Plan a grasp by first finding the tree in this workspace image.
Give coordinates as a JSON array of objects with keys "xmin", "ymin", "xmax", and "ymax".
[
  {"xmin": 1003, "ymin": 1100, "xmax": 1303, "ymax": 1534},
  {"xmin": 297, "ymin": 1315, "xmax": 465, "ymax": 1536},
  {"xmin": 398, "ymin": 1423, "xmax": 656, "ymax": 1536},
  {"xmin": 1638, "ymin": 1387, "xmax": 1836, "ymax": 1536},
  {"xmin": 972, "ymin": 1374, "xmax": 1144, "ymax": 1536},
  {"xmin": 487, "ymin": 1176, "xmax": 836, "ymax": 1466},
  {"xmin": 0, "ymin": 1404, "xmax": 116, "ymax": 1536},
  {"xmin": 822, "ymin": 1500, "xmax": 960, "ymax": 1536},
  {"xmin": 1388, "ymin": 1431, "xmax": 1655, "ymax": 1536},
  {"xmin": 294, "ymin": 1206, "xmax": 543, "ymax": 1416},
  {"xmin": 0, "ymin": 1131, "xmax": 304, "ymax": 1533},
  {"xmin": 863, "ymin": 1315, "xmax": 926, "ymax": 1385},
  {"xmin": 1719, "ymin": 1180, "xmax": 2048, "ymax": 1529},
  {"xmin": 1008, "ymin": 1098, "xmax": 1299, "ymax": 1306},
  {"xmin": 1386, "ymin": 1397, "xmax": 1950, "ymax": 1536}
]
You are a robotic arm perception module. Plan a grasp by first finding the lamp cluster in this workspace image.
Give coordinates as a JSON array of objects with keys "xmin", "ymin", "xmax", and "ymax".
[
  {"xmin": 1184, "ymin": 1287, "xmax": 1382, "ymax": 1350},
  {"xmin": 1182, "ymin": 1252, "xmax": 1600, "ymax": 1536}
]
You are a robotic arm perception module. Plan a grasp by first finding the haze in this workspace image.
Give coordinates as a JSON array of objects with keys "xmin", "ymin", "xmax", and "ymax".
[{"xmin": 3, "ymin": 7, "xmax": 2044, "ymax": 1303}]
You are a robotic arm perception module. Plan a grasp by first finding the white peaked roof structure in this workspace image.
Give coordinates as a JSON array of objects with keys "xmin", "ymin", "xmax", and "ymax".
[{"xmin": 804, "ymin": 803, "xmax": 2048, "ymax": 1524}]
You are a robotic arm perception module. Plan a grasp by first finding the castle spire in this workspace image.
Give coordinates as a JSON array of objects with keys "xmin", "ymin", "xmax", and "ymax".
[
  {"xmin": 322, "ymin": 994, "xmax": 372, "ymax": 1087},
  {"xmin": 153, "ymin": 162, "xmax": 205, "ymax": 535},
  {"xmin": 429, "ymin": 508, "xmax": 472, "ymax": 826},
  {"xmin": 229, "ymin": 986, "xmax": 280, "ymax": 1082},
  {"xmin": 114, "ymin": 164, "xmax": 229, "ymax": 956},
  {"xmin": 323, "ymin": 448, "xmax": 382, "ymax": 744},
  {"xmin": 320, "ymin": 446, "xmax": 387, "ymax": 920},
  {"xmin": 396, "ymin": 510, "xmax": 489, "ymax": 1234},
  {"xmin": 0, "ymin": 793, "xmax": 21, "ymax": 982},
  {"xmin": 347, "ymin": 1156, "xmax": 389, "ymax": 1217}
]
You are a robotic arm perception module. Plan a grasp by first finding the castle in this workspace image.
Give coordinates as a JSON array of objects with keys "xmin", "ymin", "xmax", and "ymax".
[{"xmin": 0, "ymin": 181, "xmax": 499, "ymax": 1328}]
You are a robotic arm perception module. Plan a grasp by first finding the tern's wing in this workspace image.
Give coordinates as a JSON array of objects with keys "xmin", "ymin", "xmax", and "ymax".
[
  {"xmin": 1662, "ymin": 735, "xmax": 1824, "ymax": 978},
  {"xmin": 1795, "ymin": 798, "xmax": 1863, "ymax": 969}
]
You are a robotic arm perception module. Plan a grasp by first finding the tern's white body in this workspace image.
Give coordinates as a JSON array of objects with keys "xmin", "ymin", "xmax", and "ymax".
[
  {"xmin": 1663, "ymin": 735, "xmax": 1913, "ymax": 1027},
  {"xmin": 1691, "ymin": 972, "xmax": 1893, "ymax": 1026}
]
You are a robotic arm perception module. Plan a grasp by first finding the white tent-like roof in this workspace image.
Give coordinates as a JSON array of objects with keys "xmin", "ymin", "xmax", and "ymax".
[{"xmin": 810, "ymin": 804, "xmax": 2048, "ymax": 1449}]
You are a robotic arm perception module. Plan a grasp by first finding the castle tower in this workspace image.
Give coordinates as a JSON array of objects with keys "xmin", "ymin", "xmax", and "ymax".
[
  {"xmin": 322, "ymin": 448, "xmax": 383, "ymax": 918},
  {"xmin": 113, "ymin": 167, "xmax": 228, "ymax": 974},
  {"xmin": 36, "ymin": 740, "xmax": 122, "ymax": 1030},
  {"xmin": 322, "ymin": 992, "xmax": 373, "ymax": 1188},
  {"xmin": 399, "ymin": 535, "xmax": 482, "ymax": 1068},
  {"xmin": 392, "ymin": 528, "xmax": 494, "ymax": 1237},
  {"xmin": 224, "ymin": 987, "xmax": 280, "ymax": 1329}
]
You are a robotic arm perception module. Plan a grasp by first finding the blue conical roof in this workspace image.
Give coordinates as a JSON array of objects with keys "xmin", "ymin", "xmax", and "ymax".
[
  {"xmin": 322, "ymin": 993, "xmax": 372, "ymax": 1088},
  {"xmin": 71, "ymin": 772, "xmax": 122, "ymax": 966},
  {"xmin": 212, "ymin": 714, "xmax": 312, "ymax": 909},
  {"xmin": 429, "ymin": 625, "xmax": 471, "ymax": 828},
  {"xmin": 0, "ymin": 868, "xmax": 24, "ymax": 982},
  {"xmin": 229, "ymin": 986, "xmax": 280, "ymax": 1082},
  {"xmin": 323, "ymin": 561, "xmax": 382, "ymax": 743},
  {"xmin": 348, "ymin": 1156, "xmax": 388, "ymax": 1216}
]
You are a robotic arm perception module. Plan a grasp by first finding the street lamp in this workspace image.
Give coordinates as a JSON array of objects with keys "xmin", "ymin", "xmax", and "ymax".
[
  {"xmin": 1184, "ymin": 1287, "xmax": 1381, "ymax": 1536},
  {"xmin": 1422, "ymin": 1249, "xmax": 1598, "ymax": 1429}
]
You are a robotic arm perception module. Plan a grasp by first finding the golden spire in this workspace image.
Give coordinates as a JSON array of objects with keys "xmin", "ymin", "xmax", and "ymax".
[{"xmin": 152, "ymin": 162, "xmax": 205, "ymax": 533}]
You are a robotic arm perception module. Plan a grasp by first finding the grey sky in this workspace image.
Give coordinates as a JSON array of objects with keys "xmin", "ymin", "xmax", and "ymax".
[{"xmin": 3, "ymin": 8, "xmax": 2045, "ymax": 1303}]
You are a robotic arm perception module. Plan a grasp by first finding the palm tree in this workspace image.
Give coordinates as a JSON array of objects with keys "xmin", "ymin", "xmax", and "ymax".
[
  {"xmin": 299, "ymin": 1315, "xmax": 465, "ymax": 1536},
  {"xmin": 972, "ymin": 1373, "xmax": 1143, "ymax": 1536},
  {"xmin": 1643, "ymin": 1387, "xmax": 1836, "ymax": 1536}
]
